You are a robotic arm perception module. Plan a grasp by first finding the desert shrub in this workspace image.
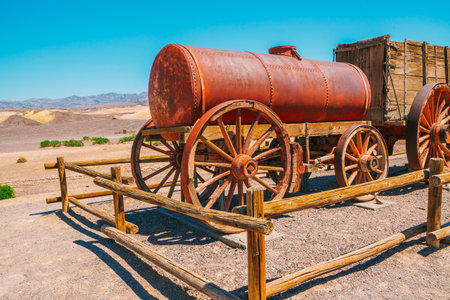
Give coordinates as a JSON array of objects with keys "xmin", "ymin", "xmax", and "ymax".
[
  {"xmin": 40, "ymin": 140, "xmax": 62, "ymax": 147},
  {"xmin": 17, "ymin": 157, "xmax": 27, "ymax": 163},
  {"xmin": 91, "ymin": 137, "xmax": 110, "ymax": 145},
  {"xmin": 0, "ymin": 184, "xmax": 15, "ymax": 200},
  {"xmin": 63, "ymin": 139, "xmax": 84, "ymax": 147},
  {"xmin": 119, "ymin": 134, "xmax": 136, "ymax": 143},
  {"xmin": 82, "ymin": 136, "xmax": 91, "ymax": 141}
]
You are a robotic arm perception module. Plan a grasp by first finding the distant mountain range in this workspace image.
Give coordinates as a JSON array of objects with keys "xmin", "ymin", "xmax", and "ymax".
[{"xmin": 0, "ymin": 92, "xmax": 148, "ymax": 109}]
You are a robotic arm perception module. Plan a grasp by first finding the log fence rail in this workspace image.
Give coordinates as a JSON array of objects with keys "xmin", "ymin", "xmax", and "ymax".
[{"xmin": 45, "ymin": 156, "xmax": 449, "ymax": 299}]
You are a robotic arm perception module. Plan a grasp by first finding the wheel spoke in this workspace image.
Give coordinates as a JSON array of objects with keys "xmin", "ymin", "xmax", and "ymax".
[
  {"xmin": 440, "ymin": 111, "xmax": 450, "ymax": 125},
  {"xmin": 153, "ymin": 166, "xmax": 177, "ymax": 193},
  {"xmin": 419, "ymin": 125, "xmax": 430, "ymax": 134},
  {"xmin": 419, "ymin": 139, "xmax": 430, "ymax": 154},
  {"xmin": 142, "ymin": 143, "xmax": 172, "ymax": 155},
  {"xmin": 243, "ymin": 111, "xmax": 261, "ymax": 153},
  {"xmin": 254, "ymin": 147, "xmax": 281, "ymax": 161},
  {"xmin": 199, "ymin": 136, "xmax": 234, "ymax": 162},
  {"xmin": 247, "ymin": 125, "xmax": 275, "ymax": 157},
  {"xmin": 224, "ymin": 179, "xmax": 237, "ymax": 211},
  {"xmin": 362, "ymin": 133, "xmax": 370, "ymax": 153},
  {"xmin": 167, "ymin": 168, "xmax": 180, "ymax": 198},
  {"xmin": 429, "ymin": 94, "xmax": 435, "ymax": 123},
  {"xmin": 420, "ymin": 114, "xmax": 431, "ymax": 129},
  {"xmin": 344, "ymin": 164, "xmax": 358, "ymax": 171},
  {"xmin": 356, "ymin": 131, "xmax": 363, "ymax": 154},
  {"xmin": 348, "ymin": 170, "xmax": 358, "ymax": 185},
  {"xmin": 420, "ymin": 147, "xmax": 429, "ymax": 167},
  {"xmin": 257, "ymin": 154, "xmax": 281, "ymax": 163},
  {"xmin": 140, "ymin": 157, "xmax": 172, "ymax": 163},
  {"xmin": 345, "ymin": 152, "xmax": 359, "ymax": 162},
  {"xmin": 161, "ymin": 139, "xmax": 176, "ymax": 152},
  {"xmin": 196, "ymin": 172, "xmax": 206, "ymax": 183},
  {"xmin": 172, "ymin": 140, "xmax": 181, "ymax": 151},
  {"xmin": 236, "ymin": 109, "xmax": 242, "ymax": 154},
  {"xmin": 366, "ymin": 172, "xmax": 374, "ymax": 181},
  {"xmin": 238, "ymin": 181, "xmax": 244, "ymax": 205},
  {"xmin": 438, "ymin": 143, "xmax": 450, "ymax": 156},
  {"xmin": 349, "ymin": 139, "xmax": 361, "ymax": 157},
  {"xmin": 205, "ymin": 177, "xmax": 231, "ymax": 209},
  {"xmin": 143, "ymin": 163, "xmax": 172, "ymax": 181},
  {"xmin": 436, "ymin": 92, "xmax": 445, "ymax": 121},
  {"xmin": 195, "ymin": 161, "xmax": 231, "ymax": 169},
  {"xmin": 365, "ymin": 143, "xmax": 378, "ymax": 155},
  {"xmin": 195, "ymin": 170, "xmax": 231, "ymax": 193},
  {"xmin": 436, "ymin": 146, "xmax": 445, "ymax": 159},
  {"xmin": 418, "ymin": 135, "xmax": 429, "ymax": 144},
  {"xmin": 423, "ymin": 103, "xmax": 434, "ymax": 124},
  {"xmin": 244, "ymin": 179, "xmax": 251, "ymax": 188},
  {"xmin": 253, "ymin": 175, "xmax": 278, "ymax": 194},
  {"xmin": 217, "ymin": 117, "xmax": 237, "ymax": 157}
]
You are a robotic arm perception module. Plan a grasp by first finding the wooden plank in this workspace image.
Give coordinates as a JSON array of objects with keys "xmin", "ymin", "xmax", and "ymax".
[
  {"xmin": 111, "ymin": 167, "xmax": 126, "ymax": 233},
  {"xmin": 93, "ymin": 177, "xmax": 273, "ymax": 235},
  {"xmin": 142, "ymin": 126, "xmax": 191, "ymax": 136},
  {"xmin": 246, "ymin": 189, "xmax": 266, "ymax": 300},
  {"xmin": 265, "ymin": 223, "xmax": 426, "ymax": 297},
  {"xmin": 426, "ymin": 158, "xmax": 444, "ymax": 248},
  {"xmin": 184, "ymin": 121, "xmax": 370, "ymax": 142},
  {"xmin": 422, "ymin": 41, "xmax": 428, "ymax": 85},
  {"xmin": 57, "ymin": 157, "xmax": 69, "ymax": 212},
  {"xmin": 233, "ymin": 169, "xmax": 428, "ymax": 217},
  {"xmin": 64, "ymin": 162, "xmax": 134, "ymax": 185},
  {"xmin": 427, "ymin": 225, "xmax": 450, "ymax": 242},
  {"xmin": 68, "ymin": 197, "xmax": 139, "ymax": 234},
  {"xmin": 445, "ymin": 46, "xmax": 449, "ymax": 84},
  {"xmin": 101, "ymin": 226, "xmax": 240, "ymax": 300}
]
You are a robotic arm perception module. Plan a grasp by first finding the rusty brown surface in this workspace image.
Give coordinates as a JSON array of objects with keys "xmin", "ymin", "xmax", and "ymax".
[{"xmin": 148, "ymin": 44, "xmax": 371, "ymax": 129}]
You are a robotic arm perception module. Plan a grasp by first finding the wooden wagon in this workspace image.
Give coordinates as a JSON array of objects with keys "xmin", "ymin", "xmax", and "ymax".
[
  {"xmin": 334, "ymin": 35, "xmax": 450, "ymax": 170},
  {"xmin": 129, "ymin": 41, "xmax": 449, "ymax": 232}
]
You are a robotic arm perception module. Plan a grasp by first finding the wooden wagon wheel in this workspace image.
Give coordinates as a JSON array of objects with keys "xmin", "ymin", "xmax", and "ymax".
[
  {"xmin": 334, "ymin": 124, "xmax": 389, "ymax": 201},
  {"xmin": 131, "ymin": 119, "xmax": 217, "ymax": 200},
  {"xmin": 181, "ymin": 100, "xmax": 291, "ymax": 232},
  {"xmin": 406, "ymin": 83, "xmax": 450, "ymax": 170}
]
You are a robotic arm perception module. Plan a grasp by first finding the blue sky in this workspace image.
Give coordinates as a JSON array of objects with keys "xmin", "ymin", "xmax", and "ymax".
[{"xmin": 0, "ymin": 0, "xmax": 448, "ymax": 101}]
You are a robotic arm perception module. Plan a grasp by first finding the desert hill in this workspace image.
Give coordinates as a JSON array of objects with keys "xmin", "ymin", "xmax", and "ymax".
[{"xmin": 0, "ymin": 92, "xmax": 147, "ymax": 109}]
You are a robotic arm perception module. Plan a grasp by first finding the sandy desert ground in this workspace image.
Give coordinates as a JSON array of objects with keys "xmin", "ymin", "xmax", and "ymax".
[{"xmin": 0, "ymin": 104, "xmax": 448, "ymax": 299}]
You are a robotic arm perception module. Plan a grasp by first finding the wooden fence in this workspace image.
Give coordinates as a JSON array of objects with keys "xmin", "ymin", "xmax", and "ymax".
[{"xmin": 45, "ymin": 157, "xmax": 449, "ymax": 299}]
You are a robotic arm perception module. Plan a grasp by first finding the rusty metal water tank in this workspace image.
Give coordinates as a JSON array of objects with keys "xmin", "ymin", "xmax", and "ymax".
[{"xmin": 148, "ymin": 44, "xmax": 371, "ymax": 128}]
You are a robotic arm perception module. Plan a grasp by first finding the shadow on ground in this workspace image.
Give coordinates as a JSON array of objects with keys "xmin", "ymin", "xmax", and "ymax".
[{"xmin": 57, "ymin": 211, "xmax": 199, "ymax": 300}]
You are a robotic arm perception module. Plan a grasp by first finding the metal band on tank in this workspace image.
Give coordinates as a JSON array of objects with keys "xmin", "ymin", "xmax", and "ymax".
[
  {"xmin": 247, "ymin": 52, "xmax": 274, "ymax": 108},
  {"xmin": 309, "ymin": 61, "xmax": 329, "ymax": 113},
  {"xmin": 346, "ymin": 63, "xmax": 370, "ymax": 112},
  {"xmin": 177, "ymin": 45, "xmax": 203, "ymax": 117}
]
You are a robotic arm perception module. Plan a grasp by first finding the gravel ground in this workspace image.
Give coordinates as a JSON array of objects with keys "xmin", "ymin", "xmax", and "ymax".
[{"xmin": 1, "ymin": 139, "xmax": 448, "ymax": 299}]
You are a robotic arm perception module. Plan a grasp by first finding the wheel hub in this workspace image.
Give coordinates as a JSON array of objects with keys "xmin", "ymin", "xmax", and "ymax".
[
  {"xmin": 359, "ymin": 154, "xmax": 379, "ymax": 173},
  {"xmin": 231, "ymin": 154, "xmax": 258, "ymax": 180},
  {"xmin": 430, "ymin": 124, "xmax": 450, "ymax": 145}
]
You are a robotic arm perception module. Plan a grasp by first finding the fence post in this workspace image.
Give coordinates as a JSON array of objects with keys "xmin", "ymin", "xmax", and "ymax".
[
  {"xmin": 111, "ymin": 167, "xmax": 126, "ymax": 233},
  {"xmin": 427, "ymin": 158, "xmax": 444, "ymax": 248},
  {"xmin": 57, "ymin": 157, "xmax": 69, "ymax": 212},
  {"xmin": 247, "ymin": 188, "xmax": 266, "ymax": 300}
]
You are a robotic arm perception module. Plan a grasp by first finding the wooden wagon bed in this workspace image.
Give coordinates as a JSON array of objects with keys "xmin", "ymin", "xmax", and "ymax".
[{"xmin": 334, "ymin": 35, "xmax": 449, "ymax": 125}]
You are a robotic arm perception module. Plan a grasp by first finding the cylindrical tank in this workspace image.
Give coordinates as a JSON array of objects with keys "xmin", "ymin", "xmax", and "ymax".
[{"xmin": 149, "ymin": 44, "xmax": 371, "ymax": 128}]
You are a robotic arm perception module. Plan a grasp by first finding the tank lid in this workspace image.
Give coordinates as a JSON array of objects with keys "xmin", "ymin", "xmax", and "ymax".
[{"xmin": 269, "ymin": 45, "xmax": 302, "ymax": 60}]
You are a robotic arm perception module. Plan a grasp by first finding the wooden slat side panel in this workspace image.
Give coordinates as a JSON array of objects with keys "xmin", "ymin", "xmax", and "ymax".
[{"xmin": 336, "ymin": 40, "xmax": 386, "ymax": 124}]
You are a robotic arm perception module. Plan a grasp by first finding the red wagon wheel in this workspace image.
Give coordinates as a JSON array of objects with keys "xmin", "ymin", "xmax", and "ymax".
[
  {"xmin": 181, "ymin": 100, "xmax": 291, "ymax": 232},
  {"xmin": 406, "ymin": 83, "xmax": 450, "ymax": 170},
  {"xmin": 131, "ymin": 119, "xmax": 217, "ymax": 200},
  {"xmin": 334, "ymin": 124, "xmax": 389, "ymax": 201}
]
